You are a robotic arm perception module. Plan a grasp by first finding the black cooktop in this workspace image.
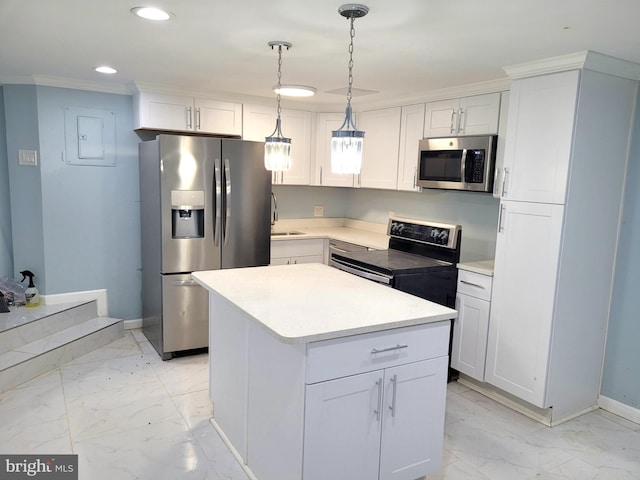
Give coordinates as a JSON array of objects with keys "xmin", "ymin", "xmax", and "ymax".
[{"xmin": 332, "ymin": 249, "xmax": 453, "ymax": 276}]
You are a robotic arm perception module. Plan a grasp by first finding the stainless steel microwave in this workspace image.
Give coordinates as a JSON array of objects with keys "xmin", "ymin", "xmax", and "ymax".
[{"xmin": 417, "ymin": 135, "xmax": 497, "ymax": 192}]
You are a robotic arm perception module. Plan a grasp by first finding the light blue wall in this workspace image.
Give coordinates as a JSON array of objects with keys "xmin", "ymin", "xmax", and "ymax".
[
  {"xmin": 601, "ymin": 102, "xmax": 640, "ymax": 409},
  {"xmin": 0, "ymin": 87, "xmax": 14, "ymax": 277},
  {"xmin": 33, "ymin": 86, "xmax": 141, "ymax": 319},
  {"xmin": 345, "ymin": 189, "xmax": 499, "ymax": 262},
  {"xmin": 271, "ymin": 185, "xmax": 349, "ymax": 219},
  {"xmin": 3, "ymin": 85, "xmax": 45, "ymax": 287},
  {"xmin": 2, "ymin": 85, "xmax": 141, "ymax": 319},
  {"xmin": 272, "ymin": 185, "xmax": 499, "ymax": 262}
]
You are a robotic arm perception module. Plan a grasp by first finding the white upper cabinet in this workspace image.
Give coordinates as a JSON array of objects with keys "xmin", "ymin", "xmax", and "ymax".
[
  {"xmin": 133, "ymin": 92, "xmax": 242, "ymax": 136},
  {"xmin": 397, "ymin": 104, "xmax": 424, "ymax": 192},
  {"xmin": 356, "ymin": 107, "xmax": 402, "ymax": 190},
  {"xmin": 313, "ymin": 112, "xmax": 355, "ymax": 187},
  {"xmin": 243, "ymin": 104, "xmax": 312, "ymax": 185},
  {"xmin": 501, "ymin": 71, "xmax": 579, "ymax": 204},
  {"xmin": 424, "ymin": 92, "xmax": 501, "ymax": 137}
]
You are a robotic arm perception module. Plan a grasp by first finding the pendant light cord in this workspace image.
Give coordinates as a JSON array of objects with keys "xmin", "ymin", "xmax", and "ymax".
[
  {"xmin": 276, "ymin": 44, "xmax": 283, "ymax": 124},
  {"xmin": 347, "ymin": 15, "xmax": 356, "ymax": 107}
]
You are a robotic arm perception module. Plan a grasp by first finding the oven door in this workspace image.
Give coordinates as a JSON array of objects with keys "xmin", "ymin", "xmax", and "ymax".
[{"xmin": 329, "ymin": 257, "xmax": 393, "ymax": 286}]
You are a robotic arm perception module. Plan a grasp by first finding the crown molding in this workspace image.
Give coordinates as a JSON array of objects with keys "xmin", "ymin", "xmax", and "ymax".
[
  {"xmin": 504, "ymin": 50, "xmax": 640, "ymax": 80},
  {"xmin": 0, "ymin": 74, "xmax": 130, "ymax": 94}
]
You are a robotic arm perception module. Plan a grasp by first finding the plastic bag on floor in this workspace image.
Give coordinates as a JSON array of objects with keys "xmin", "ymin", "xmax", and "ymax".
[{"xmin": 0, "ymin": 276, "xmax": 27, "ymax": 306}]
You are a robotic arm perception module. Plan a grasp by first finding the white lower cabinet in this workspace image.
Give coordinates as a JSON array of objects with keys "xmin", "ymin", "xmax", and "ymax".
[
  {"xmin": 270, "ymin": 238, "xmax": 325, "ymax": 265},
  {"xmin": 451, "ymin": 270, "xmax": 493, "ymax": 382},
  {"xmin": 304, "ymin": 357, "xmax": 447, "ymax": 480}
]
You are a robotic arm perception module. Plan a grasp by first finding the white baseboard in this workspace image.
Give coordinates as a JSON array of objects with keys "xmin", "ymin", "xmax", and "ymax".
[
  {"xmin": 42, "ymin": 289, "xmax": 108, "ymax": 317},
  {"xmin": 598, "ymin": 395, "xmax": 640, "ymax": 425},
  {"xmin": 123, "ymin": 318, "xmax": 142, "ymax": 330}
]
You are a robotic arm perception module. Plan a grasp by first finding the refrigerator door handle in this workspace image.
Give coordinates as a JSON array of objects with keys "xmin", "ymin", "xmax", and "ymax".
[
  {"xmin": 214, "ymin": 157, "xmax": 222, "ymax": 247},
  {"xmin": 224, "ymin": 158, "xmax": 231, "ymax": 246}
]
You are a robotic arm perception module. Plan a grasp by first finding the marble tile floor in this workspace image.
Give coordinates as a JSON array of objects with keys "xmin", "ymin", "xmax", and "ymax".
[{"xmin": 0, "ymin": 329, "xmax": 638, "ymax": 480}]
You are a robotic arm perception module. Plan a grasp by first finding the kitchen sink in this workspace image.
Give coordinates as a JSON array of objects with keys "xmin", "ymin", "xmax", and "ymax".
[{"xmin": 271, "ymin": 231, "xmax": 306, "ymax": 236}]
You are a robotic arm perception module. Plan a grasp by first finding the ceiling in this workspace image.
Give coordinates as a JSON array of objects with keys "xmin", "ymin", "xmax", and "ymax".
[{"xmin": 1, "ymin": 0, "xmax": 640, "ymax": 109}]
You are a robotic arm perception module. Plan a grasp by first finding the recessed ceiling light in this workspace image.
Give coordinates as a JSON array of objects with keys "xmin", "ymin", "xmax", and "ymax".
[
  {"xmin": 273, "ymin": 85, "xmax": 317, "ymax": 97},
  {"xmin": 130, "ymin": 6, "xmax": 173, "ymax": 21},
  {"xmin": 95, "ymin": 66, "xmax": 118, "ymax": 74}
]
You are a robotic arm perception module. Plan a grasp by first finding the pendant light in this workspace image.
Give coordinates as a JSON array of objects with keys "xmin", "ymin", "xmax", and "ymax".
[
  {"xmin": 264, "ymin": 41, "xmax": 292, "ymax": 172},
  {"xmin": 331, "ymin": 4, "xmax": 369, "ymax": 175}
]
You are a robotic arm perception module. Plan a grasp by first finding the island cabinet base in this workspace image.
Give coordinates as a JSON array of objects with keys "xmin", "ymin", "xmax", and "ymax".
[{"xmin": 208, "ymin": 292, "xmax": 450, "ymax": 480}]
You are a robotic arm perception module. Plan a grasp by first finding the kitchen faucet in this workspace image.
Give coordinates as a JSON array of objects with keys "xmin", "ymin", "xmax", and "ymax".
[{"xmin": 271, "ymin": 191, "xmax": 278, "ymax": 227}]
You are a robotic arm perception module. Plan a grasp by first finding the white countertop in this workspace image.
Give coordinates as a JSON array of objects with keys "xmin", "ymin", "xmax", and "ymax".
[
  {"xmin": 457, "ymin": 260, "xmax": 495, "ymax": 276},
  {"xmin": 271, "ymin": 218, "xmax": 389, "ymax": 250},
  {"xmin": 192, "ymin": 264, "xmax": 456, "ymax": 344}
]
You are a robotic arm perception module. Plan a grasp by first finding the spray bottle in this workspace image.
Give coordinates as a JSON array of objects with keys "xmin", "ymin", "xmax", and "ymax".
[{"xmin": 20, "ymin": 270, "xmax": 40, "ymax": 308}]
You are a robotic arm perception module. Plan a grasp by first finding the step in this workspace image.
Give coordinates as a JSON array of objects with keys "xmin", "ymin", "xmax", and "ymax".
[
  {"xmin": 0, "ymin": 316, "xmax": 123, "ymax": 393},
  {"xmin": 0, "ymin": 301, "xmax": 98, "ymax": 355}
]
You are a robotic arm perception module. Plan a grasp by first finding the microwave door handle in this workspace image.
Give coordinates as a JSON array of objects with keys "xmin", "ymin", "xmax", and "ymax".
[{"xmin": 460, "ymin": 149, "xmax": 468, "ymax": 185}]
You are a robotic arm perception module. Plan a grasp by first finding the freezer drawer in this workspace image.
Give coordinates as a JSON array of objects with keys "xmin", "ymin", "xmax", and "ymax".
[{"xmin": 162, "ymin": 273, "xmax": 208, "ymax": 353}]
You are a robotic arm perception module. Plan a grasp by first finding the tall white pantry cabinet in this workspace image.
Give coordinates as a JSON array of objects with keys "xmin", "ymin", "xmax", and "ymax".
[{"xmin": 485, "ymin": 52, "xmax": 640, "ymax": 423}]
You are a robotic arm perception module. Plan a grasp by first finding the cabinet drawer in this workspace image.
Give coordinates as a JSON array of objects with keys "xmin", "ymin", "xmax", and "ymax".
[
  {"xmin": 305, "ymin": 321, "xmax": 450, "ymax": 384},
  {"xmin": 271, "ymin": 238, "xmax": 324, "ymax": 259},
  {"xmin": 457, "ymin": 270, "xmax": 493, "ymax": 301}
]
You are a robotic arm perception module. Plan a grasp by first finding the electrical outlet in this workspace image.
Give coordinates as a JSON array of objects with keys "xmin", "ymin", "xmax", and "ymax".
[{"xmin": 313, "ymin": 205, "xmax": 324, "ymax": 217}]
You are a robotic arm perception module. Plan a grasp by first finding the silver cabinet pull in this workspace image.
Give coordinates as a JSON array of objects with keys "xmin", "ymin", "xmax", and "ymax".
[
  {"xmin": 196, "ymin": 108, "xmax": 201, "ymax": 130},
  {"xmin": 186, "ymin": 106, "xmax": 193, "ymax": 129},
  {"xmin": 450, "ymin": 110, "xmax": 456, "ymax": 134},
  {"xmin": 374, "ymin": 377, "xmax": 383, "ymax": 421},
  {"xmin": 371, "ymin": 344, "xmax": 408, "ymax": 355},
  {"xmin": 320, "ymin": 166, "xmax": 323, "ymax": 185},
  {"xmin": 501, "ymin": 167, "xmax": 509, "ymax": 197},
  {"xmin": 460, "ymin": 280, "xmax": 485, "ymax": 289},
  {"xmin": 498, "ymin": 204, "xmax": 506, "ymax": 233},
  {"xmin": 388, "ymin": 374, "xmax": 398, "ymax": 417},
  {"xmin": 457, "ymin": 108, "xmax": 464, "ymax": 133}
]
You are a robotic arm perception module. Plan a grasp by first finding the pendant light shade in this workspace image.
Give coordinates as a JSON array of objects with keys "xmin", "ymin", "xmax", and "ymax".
[
  {"xmin": 331, "ymin": 4, "xmax": 368, "ymax": 175},
  {"xmin": 265, "ymin": 41, "xmax": 293, "ymax": 172}
]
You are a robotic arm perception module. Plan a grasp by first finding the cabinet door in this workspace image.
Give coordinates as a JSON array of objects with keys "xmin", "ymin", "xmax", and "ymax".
[
  {"xmin": 314, "ymin": 112, "xmax": 355, "ymax": 187},
  {"xmin": 502, "ymin": 71, "xmax": 579, "ymax": 204},
  {"xmin": 451, "ymin": 293, "xmax": 490, "ymax": 381},
  {"xmin": 485, "ymin": 201, "xmax": 564, "ymax": 407},
  {"xmin": 357, "ymin": 107, "xmax": 401, "ymax": 190},
  {"xmin": 379, "ymin": 357, "xmax": 448, "ymax": 480},
  {"xmin": 243, "ymin": 104, "xmax": 312, "ymax": 185},
  {"xmin": 279, "ymin": 109, "xmax": 312, "ymax": 185},
  {"xmin": 303, "ymin": 370, "xmax": 382, "ymax": 480},
  {"xmin": 135, "ymin": 92, "xmax": 193, "ymax": 131},
  {"xmin": 424, "ymin": 99, "xmax": 459, "ymax": 137},
  {"xmin": 493, "ymin": 91, "xmax": 510, "ymax": 198},
  {"xmin": 397, "ymin": 104, "xmax": 424, "ymax": 192},
  {"xmin": 458, "ymin": 92, "xmax": 501, "ymax": 135},
  {"xmin": 195, "ymin": 98, "xmax": 242, "ymax": 135}
]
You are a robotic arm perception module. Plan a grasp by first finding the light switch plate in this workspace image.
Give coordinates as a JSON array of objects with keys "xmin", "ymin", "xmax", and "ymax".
[
  {"xmin": 313, "ymin": 205, "xmax": 324, "ymax": 217},
  {"xmin": 18, "ymin": 149, "xmax": 38, "ymax": 166}
]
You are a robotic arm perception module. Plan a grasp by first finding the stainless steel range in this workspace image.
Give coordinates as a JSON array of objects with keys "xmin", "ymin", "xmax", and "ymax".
[{"xmin": 329, "ymin": 217, "xmax": 461, "ymax": 308}]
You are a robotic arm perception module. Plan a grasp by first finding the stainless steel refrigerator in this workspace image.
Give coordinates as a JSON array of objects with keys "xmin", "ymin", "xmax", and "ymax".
[{"xmin": 139, "ymin": 134, "xmax": 271, "ymax": 359}]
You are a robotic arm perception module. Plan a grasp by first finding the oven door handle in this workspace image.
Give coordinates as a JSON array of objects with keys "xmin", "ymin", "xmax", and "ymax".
[{"xmin": 329, "ymin": 259, "xmax": 392, "ymax": 285}]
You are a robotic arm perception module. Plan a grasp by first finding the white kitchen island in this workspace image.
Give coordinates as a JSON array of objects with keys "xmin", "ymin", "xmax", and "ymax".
[{"xmin": 192, "ymin": 263, "xmax": 457, "ymax": 480}]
